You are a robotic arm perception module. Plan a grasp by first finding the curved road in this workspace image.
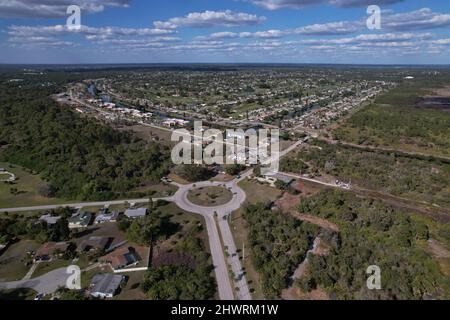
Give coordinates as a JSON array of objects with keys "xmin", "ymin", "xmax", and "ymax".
[
  {"xmin": 0, "ymin": 172, "xmax": 253, "ymax": 300},
  {"xmin": 166, "ymin": 170, "xmax": 252, "ymax": 300}
]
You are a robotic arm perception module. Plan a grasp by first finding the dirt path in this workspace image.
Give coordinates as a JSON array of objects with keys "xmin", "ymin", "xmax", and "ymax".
[
  {"xmin": 427, "ymin": 239, "xmax": 450, "ymax": 258},
  {"xmin": 291, "ymin": 212, "xmax": 339, "ymax": 232}
]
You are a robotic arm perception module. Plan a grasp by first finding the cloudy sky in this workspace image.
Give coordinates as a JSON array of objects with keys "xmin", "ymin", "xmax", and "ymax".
[{"xmin": 0, "ymin": 0, "xmax": 449, "ymax": 64}]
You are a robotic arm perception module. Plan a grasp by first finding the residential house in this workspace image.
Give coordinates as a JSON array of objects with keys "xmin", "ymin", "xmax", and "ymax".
[
  {"xmin": 39, "ymin": 214, "xmax": 61, "ymax": 226},
  {"xmin": 68, "ymin": 212, "xmax": 93, "ymax": 229},
  {"xmin": 78, "ymin": 236, "xmax": 111, "ymax": 252},
  {"xmin": 272, "ymin": 173, "xmax": 295, "ymax": 186},
  {"xmin": 94, "ymin": 210, "xmax": 119, "ymax": 224},
  {"xmin": 124, "ymin": 208, "xmax": 147, "ymax": 219},
  {"xmin": 35, "ymin": 242, "xmax": 70, "ymax": 261},
  {"xmin": 100, "ymin": 246, "xmax": 141, "ymax": 271},
  {"xmin": 90, "ymin": 273, "xmax": 125, "ymax": 299}
]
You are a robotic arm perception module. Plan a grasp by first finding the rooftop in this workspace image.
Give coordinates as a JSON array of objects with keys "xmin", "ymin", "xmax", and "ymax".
[
  {"xmin": 124, "ymin": 208, "xmax": 147, "ymax": 218},
  {"xmin": 90, "ymin": 273, "xmax": 124, "ymax": 297}
]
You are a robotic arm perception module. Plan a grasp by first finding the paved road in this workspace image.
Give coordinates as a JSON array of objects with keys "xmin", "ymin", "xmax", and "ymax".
[
  {"xmin": 0, "ymin": 176, "xmax": 251, "ymax": 300},
  {"xmin": 0, "ymin": 136, "xmax": 297, "ymax": 300},
  {"xmin": 0, "ymin": 268, "xmax": 69, "ymax": 295},
  {"xmin": 168, "ymin": 170, "xmax": 252, "ymax": 300},
  {"xmin": 0, "ymin": 198, "xmax": 168, "ymax": 213}
]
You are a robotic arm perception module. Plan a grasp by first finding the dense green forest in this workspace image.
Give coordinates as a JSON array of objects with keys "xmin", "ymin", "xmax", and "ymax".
[
  {"xmin": 333, "ymin": 80, "xmax": 450, "ymax": 156},
  {"xmin": 296, "ymin": 189, "xmax": 450, "ymax": 300},
  {"xmin": 282, "ymin": 140, "xmax": 450, "ymax": 208},
  {"xmin": 243, "ymin": 204, "xmax": 318, "ymax": 298},
  {"xmin": 0, "ymin": 75, "xmax": 170, "ymax": 201},
  {"xmin": 141, "ymin": 233, "xmax": 216, "ymax": 300}
]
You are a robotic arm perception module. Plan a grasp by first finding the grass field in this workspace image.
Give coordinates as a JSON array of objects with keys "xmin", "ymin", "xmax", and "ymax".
[
  {"xmin": 0, "ymin": 162, "xmax": 66, "ymax": 208},
  {"xmin": 238, "ymin": 179, "xmax": 283, "ymax": 205},
  {"xmin": 187, "ymin": 186, "xmax": 233, "ymax": 207},
  {"xmin": 131, "ymin": 183, "xmax": 178, "ymax": 198},
  {"xmin": 0, "ymin": 240, "xmax": 40, "ymax": 281}
]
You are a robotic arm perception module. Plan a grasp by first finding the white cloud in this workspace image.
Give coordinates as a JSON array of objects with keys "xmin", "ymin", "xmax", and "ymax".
[
  {"xmin": 240, "ymin": 29, "xmax": 285, "ymax": 38},
  {"xmin": 432, "ymin": 39, "xmax": 450, "ymax": 45},
  {"xmin": 247, "ymin": 0, "xmax": 403, "ymax": 10},
  {"xmin": 8, "ymin": 35, "xmax": 74, "ymax": 47},
  {"xmin": 0, "ymin": 0, "xmax": 130, "ymax": 19},
  {"xmin": 329, "ymin": 0, "xmax": 403, "ymax": 8},
  {"xmin": 292, "ymin": 20, "xmax": 363, "ymax": 35},
  {"xmin": 249, "ymin": 0, "xmax": 324, "ymax": 10},
  {"xmin": 153, "ymin": 10, "xmax": 266, "ymax": 29},
  {"xmin": 383, "ymin": 8, "xmax": 450, "ymax": 31},
  {"xmin": 8, "ymin": 24, "xmax": 174, "ymax": 38}
]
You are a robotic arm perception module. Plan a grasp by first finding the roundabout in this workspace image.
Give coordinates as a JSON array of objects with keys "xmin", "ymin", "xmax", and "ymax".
[
  {"xmin": 168, "ymin": 177, "xmax": 248, "ymax": 217},
  {"xmin": 0, "ymin": 170, "xmax": 16, "ymax": 182},
  {"xmin": 164, "ymin": 171, "xmax": 252, "ymax": 300},
  {"xmin": 187, "ymin": 186, "xmax": 233, "ymax": 207}
]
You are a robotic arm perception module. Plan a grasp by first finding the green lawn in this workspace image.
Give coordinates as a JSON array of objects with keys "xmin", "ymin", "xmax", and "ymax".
[
  {"xmin": 238, "ymin": 179, "xmax": 283, "ymax": 205},
  {"xmin": 0, "ymin": 240, "xmax": 40, "ymax": 281},
  {"xmin": 32, "ymin": 259, "xmax": 72, "ymax": 278},
  {"xmin": 0, "ymin": 162, "xmax": 66, "ymax": 208},
  {"xmin": 187, "ymin": 186, "xmax": 233, "ymax": 207}
]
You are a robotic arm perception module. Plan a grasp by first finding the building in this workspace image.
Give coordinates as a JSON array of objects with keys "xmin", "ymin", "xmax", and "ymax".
[
  {"xmin": 78, "ymin": 236, "xmax": 110, "ymax": 252},
  {"xmin": 35, "ymin": 242, "xmax": 70, "ymax": 261},
  {"xmin": 39, "ymin": 214, "xmax": 61, "ymax": 226},
  {"xmin": 90, "ymin": 273, "xmax": 125, "ymax": 299},
  {"xmin": 124, "ymin": 208, "xmax": 147, "ymax": 219},
  {"xmin": 68, "ymin": 212, "xmax": 93, "ymax": 229},
  {"xmin": 100, "ymin": 246, "xmax": 141, "ymax": 271},
  {"xmin": 162, "ymin": 118, "xmax": 189, "ymax": 128},
  {"xmin": 94, "ymin": 211, "xmax": 120, "ymax": 224},
  {"xmin": 272, "ymin": 173, "xmax": 295, "ymax": 185}
]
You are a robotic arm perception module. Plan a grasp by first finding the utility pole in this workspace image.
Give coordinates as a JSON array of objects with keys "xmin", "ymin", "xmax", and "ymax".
[{"xmin": 242, "ymin": 242, "xmax": 245, "ymax": 261}]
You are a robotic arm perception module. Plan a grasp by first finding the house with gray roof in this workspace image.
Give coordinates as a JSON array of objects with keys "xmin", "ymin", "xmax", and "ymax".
[
  {"xmin": 124, "ymin": 208, "xmax": 147, "ymax": 219},
  {"xmin": 90, "ymin": 273, "xmax": 125, "ymax": 299}
]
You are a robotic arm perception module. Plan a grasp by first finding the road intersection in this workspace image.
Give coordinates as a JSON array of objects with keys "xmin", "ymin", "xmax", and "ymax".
[{"xmin": 0, "ymin": 171, "xmax": 254, "ymax": 300}]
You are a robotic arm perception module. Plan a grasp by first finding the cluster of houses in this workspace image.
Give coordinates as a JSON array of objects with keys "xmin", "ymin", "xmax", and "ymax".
[{"xmin": 31, "ymin": 206, "xmax": 150, "ymax": 298}]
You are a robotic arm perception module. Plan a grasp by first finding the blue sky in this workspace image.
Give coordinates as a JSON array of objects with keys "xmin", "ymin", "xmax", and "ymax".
[{"xmin": 0, "ymin": 0, "xmax": 449, "ymax": 64}]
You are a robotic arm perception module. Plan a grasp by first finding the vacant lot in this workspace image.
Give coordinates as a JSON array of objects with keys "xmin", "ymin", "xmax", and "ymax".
[
  {"xmin": 294, "ymin": 141, "xmax": 450, "ymax": 208},
  {"xmin": 238, "ymin": 179, "xmax": 282, "ymax": 205},
  {"xmin": 131, "ymin": 183, "xmax": 178, "ymax": 198},
  {"xmin": 0, "ymin": 240, "xmax": 39, "ymax": 281},
  {"xmin": 114, "ymin": 270, "xmax": 147, "ymax": 300},
  {"xmin": 0, "ymin": 163, "xmax": 65, "ymax": 208},
  {"xmin": 118, "ymin": 124, "xmax": 173, "ymax": 146},
  {"xmin": 187, "ymin": 186, "xmax": 233, "ymax": 207}
]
